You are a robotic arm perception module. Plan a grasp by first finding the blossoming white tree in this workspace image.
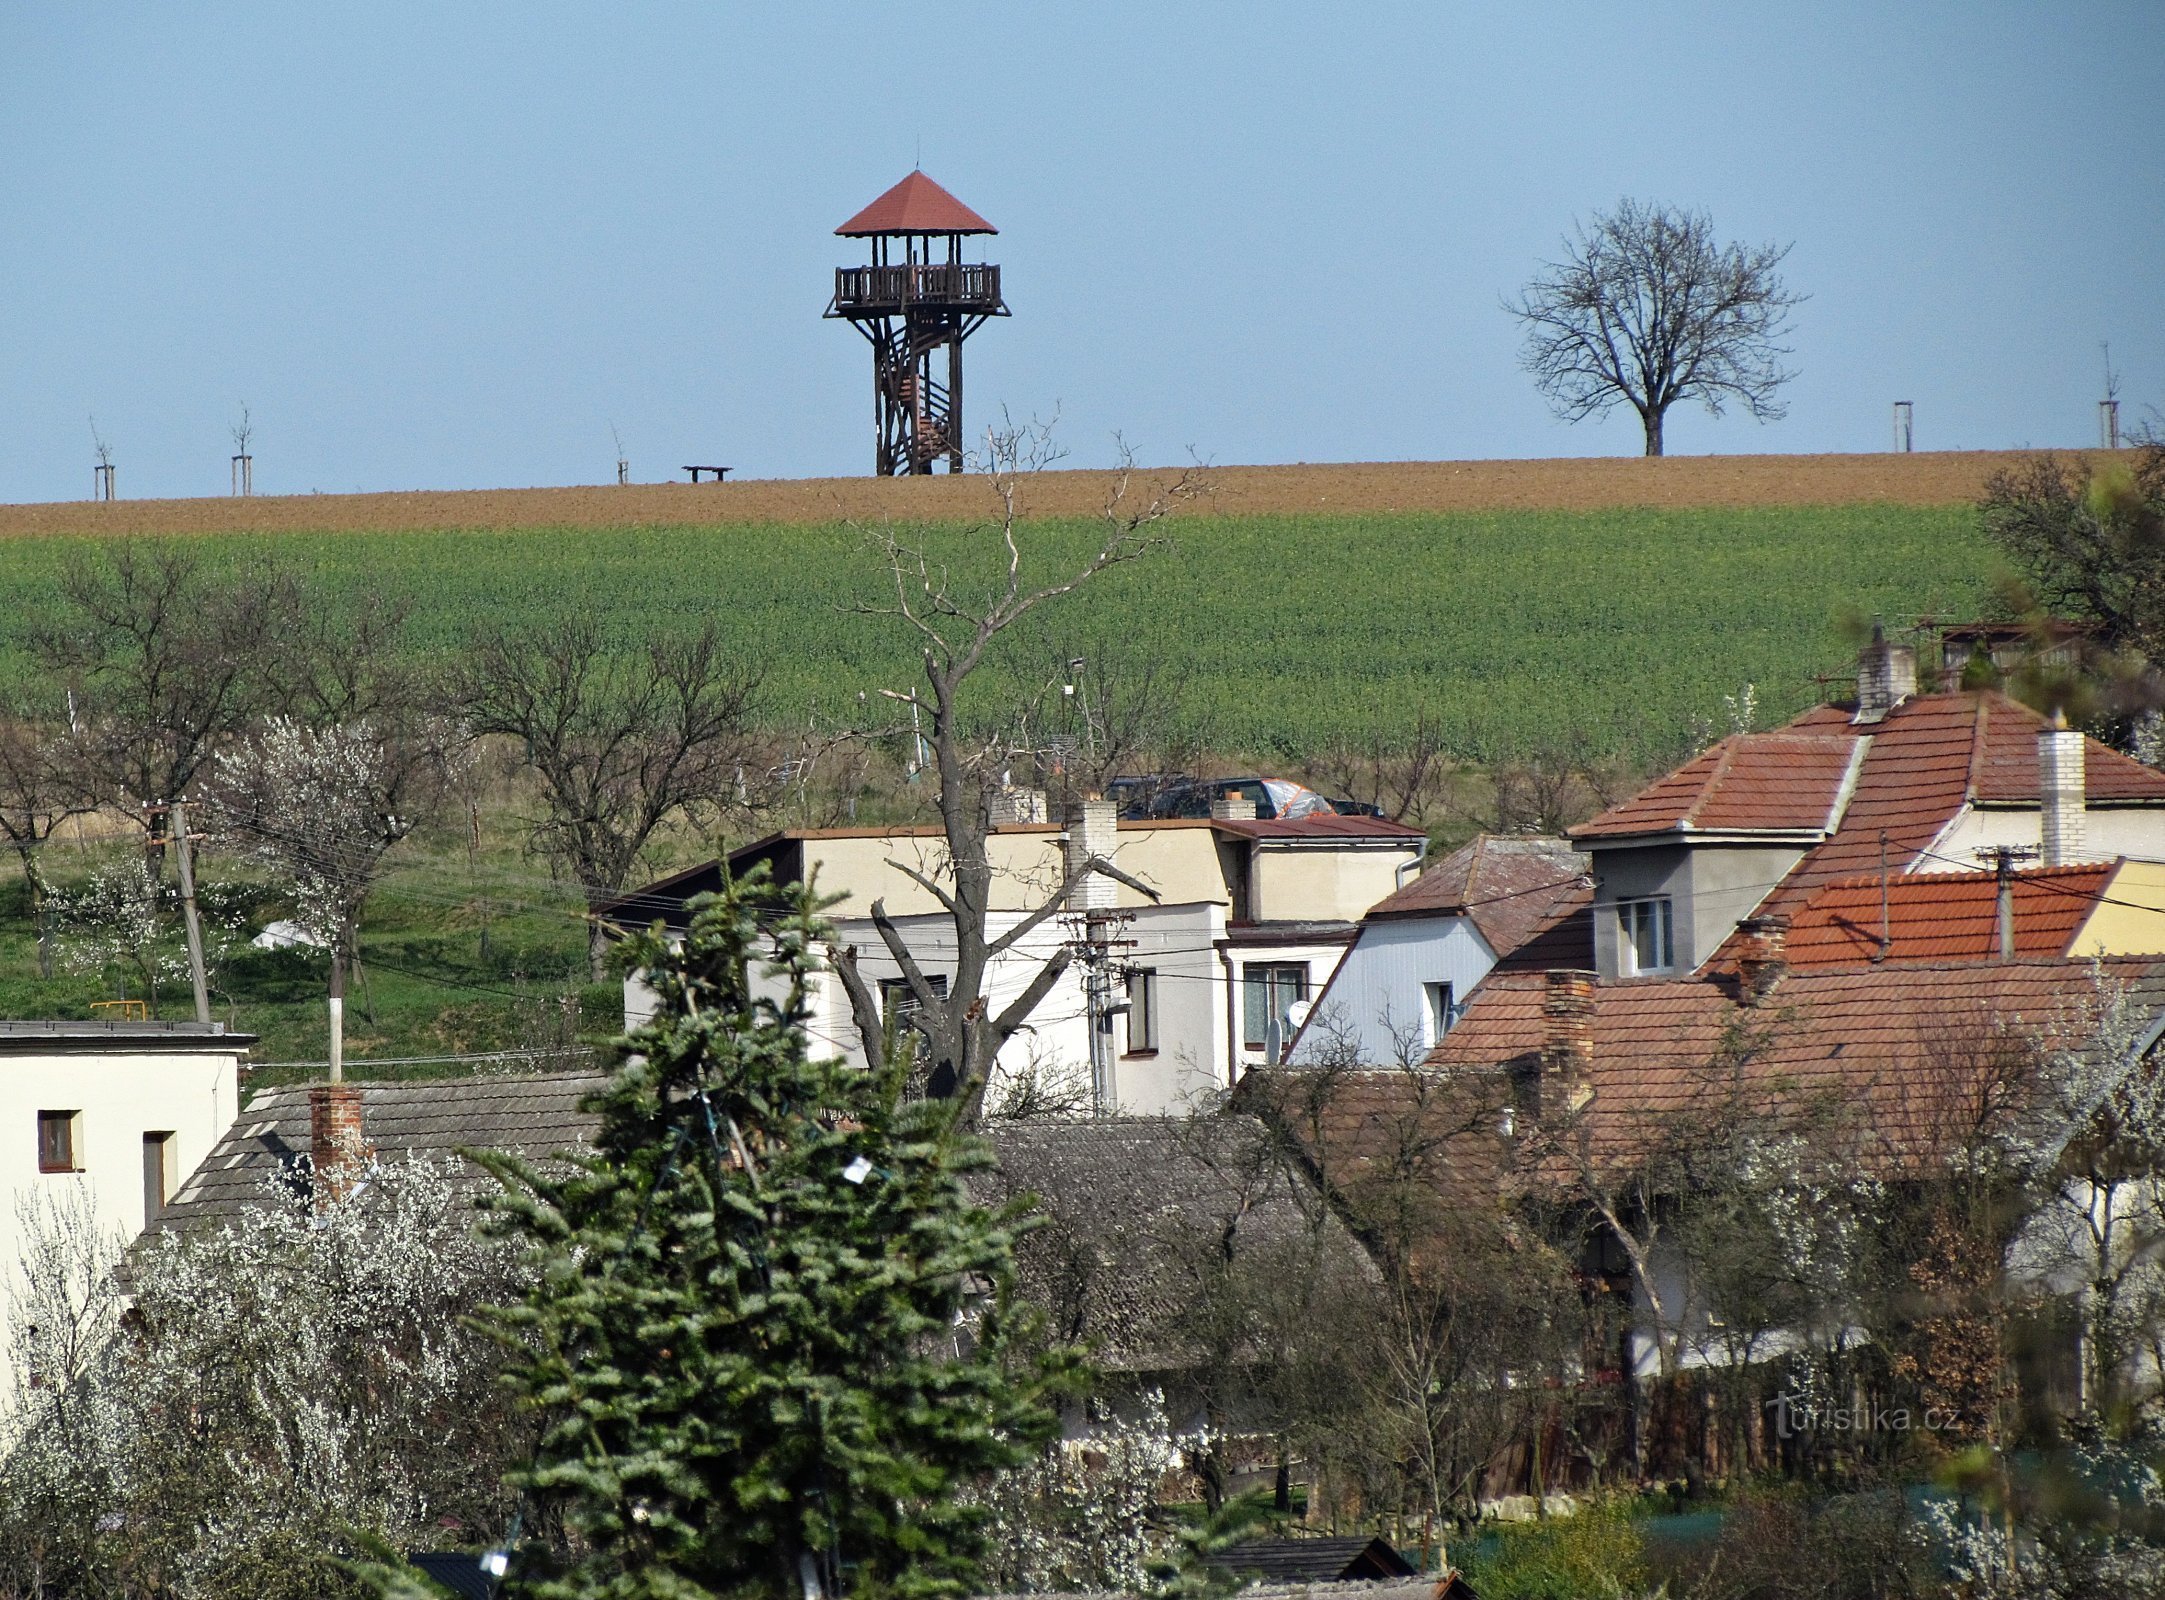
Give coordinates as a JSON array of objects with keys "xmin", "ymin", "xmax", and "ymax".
[
  {"xmin": 0, "ymin": 1159, "xmax": 530, "ymax": 1599},
  {"xmin": 207, "ymin": 714, "xmax": 467, "ymax": 1016}
]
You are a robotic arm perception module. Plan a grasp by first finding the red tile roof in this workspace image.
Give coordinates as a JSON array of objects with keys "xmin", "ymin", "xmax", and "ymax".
[
  {"xmin": 835, "ymin": 171, "xmax": 997, "ymax": 236},
  {"xmin": 1424, "ymin": 958, "xmax": 2165, "ymax": 1171},
  {"xmin": 1364, "ymin": 834, "xmax": 1590, "ymax": 957},
  {"xmin": 1754, "ymin": 694, "xmax": 2165, "ymax": 925},
  {"xmin": 1573, "ymin": 734, "xmax": 1863, "ymax": 841},
  {"xmin": 1780, "ymin": 865, "xmax": 2115, "ymax": 967}
]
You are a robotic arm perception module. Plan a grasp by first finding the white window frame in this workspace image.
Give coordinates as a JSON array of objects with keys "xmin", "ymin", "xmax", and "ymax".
[
  {"xmin": 1422, "ymin": 980, "xmax": 1458, "ymax": 1048},
  {"xmin": 1124, "ymin": 968, "xmax": 1158, "ymax": 1055},
  {"xmin": 1242, "ymin": 962, "xmax": 1309, "ymax": 1051},
  {"xmin": 1616, "ymin": 895, "xmax": 1676, "ymax": 977}
]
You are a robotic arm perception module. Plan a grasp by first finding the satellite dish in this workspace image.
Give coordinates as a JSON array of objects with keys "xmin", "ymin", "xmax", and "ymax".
[{"xmin": 1285, "ymin": 999, "xmax": 1313, "ymax": 1032}]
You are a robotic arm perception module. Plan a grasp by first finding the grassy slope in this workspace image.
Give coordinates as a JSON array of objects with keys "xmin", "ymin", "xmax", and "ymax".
[
  {"xmin": 0, "ymin": 505, "xmax": 1990, "ymax": 757},
  {"xmin": 0, "ymin": 501, "xmax": 1993, "ymax": 1073}
]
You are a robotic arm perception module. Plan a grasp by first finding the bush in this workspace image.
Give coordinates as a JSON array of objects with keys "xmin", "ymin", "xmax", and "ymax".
[
  {"xmin": 1666, "ymin": 1486, "xmax": 1929, "ymax": 1600},
  {"xmin": 1459, "ymin": 1499, "xmax": 1648, "ymax": 1600}
]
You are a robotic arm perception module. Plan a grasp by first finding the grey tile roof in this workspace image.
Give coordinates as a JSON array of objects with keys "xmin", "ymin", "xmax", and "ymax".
[
  {"xmin": 978, "ymin": 1116, "xmax": 1378, "ymax": 1372},
  {"xmin": 161, "ymin": 1076, "xmax": 1376, "ymax": 1379},
  {"xmin": 162, "ymin": 1072, "xmax": 607, "ymax": 1225}
]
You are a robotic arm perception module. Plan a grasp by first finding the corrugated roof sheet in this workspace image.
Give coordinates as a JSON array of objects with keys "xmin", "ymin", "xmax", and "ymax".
[
  {"xmin": 1780, "ymin": 864, "xmax": 2115, "ymax": 967},
  {"xmin": 162, "ymin": 1072, "xmax": 608, "ymax": 1224}
]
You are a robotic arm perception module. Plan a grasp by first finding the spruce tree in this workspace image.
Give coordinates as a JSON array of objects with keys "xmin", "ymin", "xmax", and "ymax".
[{"xmin": 475, "ymin": 866, "xmax": 1071, "ymax": 1599}]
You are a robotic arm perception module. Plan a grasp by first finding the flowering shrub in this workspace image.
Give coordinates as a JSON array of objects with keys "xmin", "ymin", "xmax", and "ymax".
[
  {"xmin": 968, "ymin": 1393, "xmax": 1209, "ymax": 1593},
  {"xmin": 0, "ymin": 1156, "xmax": 531, "ymax": 1600}
]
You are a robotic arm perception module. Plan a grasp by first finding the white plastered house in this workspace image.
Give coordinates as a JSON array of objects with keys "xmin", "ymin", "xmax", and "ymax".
[{"xmin": 611, "ymin": 801, "xmax": 1425, "ymax": 1114}]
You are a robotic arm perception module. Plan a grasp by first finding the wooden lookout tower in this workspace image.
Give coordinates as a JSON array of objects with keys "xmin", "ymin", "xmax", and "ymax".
[{"xmin": 825, "ymin": 172, "xmax": 1007, "ymax": 476}]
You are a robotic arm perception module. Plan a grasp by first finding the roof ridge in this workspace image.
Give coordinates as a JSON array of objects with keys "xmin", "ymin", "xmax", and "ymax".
[
  {"xmin": 1807, "ymin": 860, "xmax": 2117, "ymax": 893},
  {"xmin": 1678, "ymin": 737, "xmax": 1740, "ymax": 830},
  {"xmin": 1964, "ymin": 696, "xmax": 1991, "ymax": 804}
]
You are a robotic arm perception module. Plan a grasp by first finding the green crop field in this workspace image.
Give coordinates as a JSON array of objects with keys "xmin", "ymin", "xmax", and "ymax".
[{"xmin": 0, "ymin": 503, "xmax": 1991, "ymax": 762}]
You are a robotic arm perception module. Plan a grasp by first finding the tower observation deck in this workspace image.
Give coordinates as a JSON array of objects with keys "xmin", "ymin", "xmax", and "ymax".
[{"xmin": 824, "ymin": 172, "xmax": 1008, "ymax": 476}]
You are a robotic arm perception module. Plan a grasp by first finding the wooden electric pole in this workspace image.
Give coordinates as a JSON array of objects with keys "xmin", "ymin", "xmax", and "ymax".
[{"xmin": 164, "ymin": 802, "xmax": 213, "ymax": 1025}]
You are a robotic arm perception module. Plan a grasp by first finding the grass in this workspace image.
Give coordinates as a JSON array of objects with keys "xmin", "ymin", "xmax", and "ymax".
[
  {"xmin": 0, "ymin": 504, "xmax": 1992, "ymax": 762},
  {"xmin": 0, "ymin": 808, "xmax": 642, "ymax": 1086}
]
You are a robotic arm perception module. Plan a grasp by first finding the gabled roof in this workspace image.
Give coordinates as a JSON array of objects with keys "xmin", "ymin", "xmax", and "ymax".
[
  {"xmin": 1780, "ymin": 864, "xmax": 2117, "ymax": 967},
  {"xmin": 1424, "ymin": 958, "xmax": 2165, "ymax": 1170},
  {"xmin": 1573, "ymin": 734, "xmax": 1863, "ymax": 841},
  {"xmin": 1214, "ymin": 1538, "xmax": 1419, "ymax": 1583},
  {"xmin": 1363, "ymin": 833, "xmax": 1589, "ymax": 957},
  {"xmin": 161, "ymin": 1072, "xmax": 607, "ymax": 1225},
  {"xmin": 836, "ymin": 171, "xmax": 996, "ymax": 236},
  {"xmin": 1756, "ymin": 693, "xmax": 2165, "ymax": 924}
]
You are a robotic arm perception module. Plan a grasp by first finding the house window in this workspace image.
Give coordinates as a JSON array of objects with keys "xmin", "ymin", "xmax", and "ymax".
[
  {"xmin": 1242, "ymin": 963, "xmax": 1309, "ymax": 1051},
  {"xmin": 1424, "ymin": 981, "xmax": 1457, "ymax": 1045},
  {"xmin": 143, "ymin": 1131, "xmax": 176, "ymax": 1221},
  {"xmin": 880, "ymin": 974, "xmax": 948, "ymax": 1034},
  {"xmin": 37, "ymin": 1111, "xmax": 80, "ymax": 1174},
  {"xmin": 1125, "ymin": 968, "xmax": 1158, "ymax": 1055},
  {"xmin": 1617, "ymin": 896, "xmax": 1675, "ymax": 976}
]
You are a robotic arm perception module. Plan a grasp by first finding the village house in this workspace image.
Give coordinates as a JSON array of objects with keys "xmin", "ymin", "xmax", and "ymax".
[
  {"xmin": 1287, "ymin": 833, "xmax": 1591, "ymax": 1067},
  {"xmin": 0, "ymin": 1019, "xmax": 252, "ymax": 1388},
  {"xmin": 608, "ymin": 797, "xmax": 1425, "ymax": 1114},
  {"xmin": 1570, "ymin": 632, "xmax": 2165, "ymax": 982},
  {"xmin": 0, "ymin": 1020, "xmax": 248, "ymax": 1236}
]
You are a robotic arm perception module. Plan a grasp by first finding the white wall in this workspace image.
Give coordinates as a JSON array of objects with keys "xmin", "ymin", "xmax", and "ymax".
[
  {"xmin": 1937, "ymin": 804, "xmax": 2165, "ymax": 869},
  {"xmin": 625, "ymin": 902, "xmax": 1231, "ymax": 1116},
  {"xmin": 0, "ymin": 1037, "xmax": 245, "ymax": 1402},
  {"xmin": 1289, "ymin": 915, "xmax": 1497, "ymax": 1067},
  {"xmin": 0, "ymin": 1043, "xmax": 240, "ymax": 1244}
]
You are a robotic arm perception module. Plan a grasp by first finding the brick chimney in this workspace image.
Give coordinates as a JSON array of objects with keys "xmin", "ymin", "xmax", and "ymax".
[
  {"xmin": 308, "ymin": 1081, "xmax": 369, "ymax": 1207},
  {"xmin": 1853, "ymin": 621, "xmax": 1917, "ymax": 726},
  {"xmin": 2039, "ymin": 709, "xmax": 2087, "ymax": 867},
  {"xmin": 1064, "ymin": 796, "xmax": 1118, "ymax": 912},
  {"xmin": 1542, "ymin": 969, "xmax": 1596, "ymax": 1115},
  {"xmin": 1734, "ymin": 914, "xmax": 1789, "ymax": 1004},
  {"xmin": 1210, "ymin": 791, "xmax": 1258, "ymax": 822},
  {"xmin": 988, "ymin": 785, "xmax": 1049, "ymax": 826}
]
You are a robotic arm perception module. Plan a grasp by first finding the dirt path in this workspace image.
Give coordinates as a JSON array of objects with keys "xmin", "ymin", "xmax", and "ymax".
[{"xmin": 0, "ymin": 449, "xmax": 2104, "ymax": 538}]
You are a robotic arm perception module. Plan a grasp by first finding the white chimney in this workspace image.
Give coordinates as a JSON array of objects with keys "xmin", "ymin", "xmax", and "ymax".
[
  {"xmin": 1210, "ymin": 791, "xmax": 1258, "ymax": 822},
  {"xmin": 1853, "ymin": 622, "xmax": 1918, "ymax": 726},
  {"xmin": 2040, "ymin": 710, "xmax": 2086, "ymax": 866},
  {"xmin": 1065, "ymin": 797, "xmax": 1119, "ymax": 911}
]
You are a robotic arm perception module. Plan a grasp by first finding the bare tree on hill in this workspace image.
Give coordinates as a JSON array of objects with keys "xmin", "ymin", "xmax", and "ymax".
[
  {"xmin": 1507, "ymin": 198, "xmax": 1803, "ymax": 457},
  {"xmin": 456, "ymin": 617, "xmax": 763, "ymax": 978},
  {"xmin": 27, "ymin": 543, "xmax": 302, "ymax": 866},
  {"xmin": 829, "ymin": 424, "xmax": 1206, "ymax": 1126}
]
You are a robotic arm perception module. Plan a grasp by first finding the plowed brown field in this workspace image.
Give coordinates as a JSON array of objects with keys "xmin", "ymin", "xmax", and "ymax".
[{"xmin": 0, "ymin": 449, "xmax": 2076, "ymax": 538}]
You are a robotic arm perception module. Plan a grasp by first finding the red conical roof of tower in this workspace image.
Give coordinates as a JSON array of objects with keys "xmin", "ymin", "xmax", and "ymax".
[{"xmin": 835, "ymin": 171, "xmax": 997, "ymax": 237}]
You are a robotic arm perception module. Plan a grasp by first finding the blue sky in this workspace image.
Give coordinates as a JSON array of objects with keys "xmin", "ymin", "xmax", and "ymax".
[{"xmin": 1, "ymin": 2, "xmax": 2159, "ymax": 500}]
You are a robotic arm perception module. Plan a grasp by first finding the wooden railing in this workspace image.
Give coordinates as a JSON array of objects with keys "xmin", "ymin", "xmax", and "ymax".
[{"xmin": 832, "ymin": 262, "xmax": 1002, "ymax": 312}]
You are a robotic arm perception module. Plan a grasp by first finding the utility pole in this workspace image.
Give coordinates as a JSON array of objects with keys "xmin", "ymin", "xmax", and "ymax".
[
  {"xmin": 164, "ymin": 802, "xmax": 213, "ymax": 1024},
  {"xmin": 329, "ymin": 947, "xmax": 345, "ymax": 1083},
  {"xmin": 1071, "ymin": 906, "xmax": 1135, "ymax": 1116},
  {"xmin": 1977, "ymin": 844, "xmax": 2040, "ymax": 960}
]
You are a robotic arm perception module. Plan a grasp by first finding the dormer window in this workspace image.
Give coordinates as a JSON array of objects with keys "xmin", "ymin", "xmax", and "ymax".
[{"xmin": 1617, "ymin": 896, "xmax": 1675, "ymax": 977}]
